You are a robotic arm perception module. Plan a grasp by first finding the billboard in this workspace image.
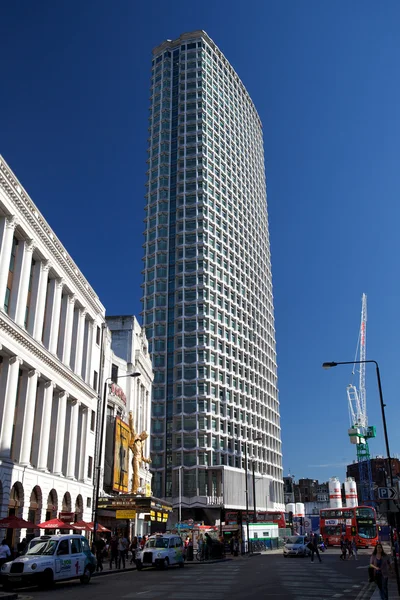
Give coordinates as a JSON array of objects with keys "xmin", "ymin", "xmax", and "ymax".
[{"xmin": 112, "ymin": 417, "xmax": 130, "ymax": 493}]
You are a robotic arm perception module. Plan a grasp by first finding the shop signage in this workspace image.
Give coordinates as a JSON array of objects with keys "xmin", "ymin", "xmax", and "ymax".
[
  {"xmin": 59, "ymin": 512, "xmax": 74, "ymax": 523},
  {"xmin": 116, "ymin": 510, "xmax": 136, "ymax": 519},
  {"xmin": 109, "ymin": 383, "xmax": 127, "ymax": 405}
]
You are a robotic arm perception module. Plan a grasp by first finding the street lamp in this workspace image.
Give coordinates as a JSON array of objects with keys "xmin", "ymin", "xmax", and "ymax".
[
  {"xmin": 244, "ymin": 435, "xmax": 263, "ymax": 554},
  {"xmin": 93, "ymin": 371, "xmax": 141, "ymax": 538},
  {"xmin": 322, "ymin": 360, "xmax": 400, "ymax": 595}
]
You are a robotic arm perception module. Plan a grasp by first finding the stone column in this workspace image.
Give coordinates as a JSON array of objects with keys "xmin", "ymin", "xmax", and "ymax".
[
  {"xmin": 53, "ymin": 391, "xmax": 68, "ymax": 475},
  {"xmin": 62, "ymin": 295, "xmax": 75, "ymax": 366},
  {"xmin": 19, "ymin": 369, "xmax": 40, "ymax": 465},
  {"xmin": 48, "ymin": 279, "xmax": 63, "ymax": 354},
  {"xmin": 74, "ymin": 309, "xmax": 86, "ymax": 377},
  {"xmin": 30, "ymin": 260, "xmax": 51, "ymax": 340},
  {"xmin": 66, "ymin": 400, "xmax": 80, "ymax": 479},
  {"xmin": 84, "ymin": 320, "xmax": 94, "ymax": 385},
  {"xmin": 0, "ymin": 356, "xmax": 23, "ymax": 458},
  {"xmin": 78, "ymin": 406, "xmax": 89, "ymax": 481},
  {"xmin": 0, "ymin": 216, "xmax": 17, "ymax": 309},
  {"xmin": 37, "ymin": 381, "xmax": 55, "ymax": 471},
  {"xmin": 12, "ymin": 239, "xmax": 35, "ymax": 325}
]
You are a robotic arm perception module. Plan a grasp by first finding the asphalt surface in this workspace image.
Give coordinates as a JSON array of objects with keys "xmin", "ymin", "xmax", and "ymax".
[{"xmin": 11, "ymin": 549, "xmax": 376, "ymax": 600}]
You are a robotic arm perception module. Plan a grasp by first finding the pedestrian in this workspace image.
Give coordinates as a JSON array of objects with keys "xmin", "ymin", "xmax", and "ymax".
[
  {"xmin": 233, "ymin": 535, "xmax": 239, "ymax": 557},
  {"xmin": 140, "ymin": 535, "xmax": 147, "ymax": 549},
  {"xmin": 94, "ymin": 536, "xmax": 106, "ymax": 572},
  {"xmin": 0, "ymin": 539, "xmax": 11, "ymax": 568},
  {"xmin": 340, "ymin": 537, "xmax": 347, "ymax": 561},
  {"xmin": 129, "ymin": 536, "xmax": 138, "ymax": 564},
  {"xmin": 204, "ymin": 533, "xmax": 213, "ymax": 560},
  {"xmin": 117, "ymin": 533, "xmax": 129, "ymax": 569},
  {"xmin": 310, "ymin": 532, "xmax": 322, "ymax": 563},
  {"xmin": 370, "ymin": 543, "xmax": 392, "ymax": 600},
  {"xmin": 16, "ymin": 538, "xmax": 27, "ymax": 557},
  {"xmin": 351, "ymin": 537, "xmax": 358, "ymax": 561},
  {"xmin": 198, "ymin": 535, "xmax": 204, "ymax": 560},
  {"xmin": 346, "ymin": 539, "xmax": 353, "ymax": 560},
  {"xmin": 109, "ymin": 535, "xmax": 118, "ymax": 570}
]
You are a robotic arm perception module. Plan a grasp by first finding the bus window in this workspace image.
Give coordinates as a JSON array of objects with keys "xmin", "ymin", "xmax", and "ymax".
[{"xmin": 356, "ymin": 508, "xmax": 374, "ymax": 518}]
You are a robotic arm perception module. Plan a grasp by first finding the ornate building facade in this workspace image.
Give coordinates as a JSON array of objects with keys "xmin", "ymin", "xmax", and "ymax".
[{"xmin": 0, "ymin": 155, "xmax": 105, "ymax": 534}]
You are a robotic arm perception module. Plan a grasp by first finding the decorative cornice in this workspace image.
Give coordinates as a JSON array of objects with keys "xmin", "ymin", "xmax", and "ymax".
[
  {"xmin": 0, "ymin": 311, "xmax": 97, "ymax": 400},
  {"xmin": 0, "ymin": 157, "xmax": 105, "ymax": 318}
]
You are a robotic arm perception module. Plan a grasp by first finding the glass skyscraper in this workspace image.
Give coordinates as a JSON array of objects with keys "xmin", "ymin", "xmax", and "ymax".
[{"xmin": 142, "ymin": 31, "xmax": 283, "ymax": 515}]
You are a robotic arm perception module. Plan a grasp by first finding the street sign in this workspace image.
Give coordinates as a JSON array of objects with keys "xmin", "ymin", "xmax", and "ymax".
[{"xmin": 378, "ymin": 487, "xmax": 398, "ymax": 500}]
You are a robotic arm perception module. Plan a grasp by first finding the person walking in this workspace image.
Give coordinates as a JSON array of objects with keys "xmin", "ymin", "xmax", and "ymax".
[
  {"xmin": 129, "ymin": 536, "xmax": 138, "ymax": 564},
  {"xmin": 109, "ymin": 535, "xmax": 118, "ymax": 570},
  {"xmin": 351, "ymin": 537, "xmax": 358, "ymax": 561},
  {"xmin": 16, "ymin": 538, "xmax": 27, "ymax": 557},
  {"xmin": 370, "ymin": 543, "xmax": 392, "ymax": 600},
  {"xmin": 346, "ymin": 539, "xmax": 353, "ymax": 560},
  {"xmin": 117, "ymin": 533, "xmax": 128, "ymax": 569},
  {"xmin": 340, "ymin": 537, "xmax": 347, "ymax": 561},
  {"xmin": 310, "ymin": 532, "xmax": 322, "ymax": 563},
  {"xmin": 0, "ymin": 540, "xmax": 11, "ymax": 568},
  {"xmin": 94, "ymin": 536, "xmax": 106, "ymax": 572}
]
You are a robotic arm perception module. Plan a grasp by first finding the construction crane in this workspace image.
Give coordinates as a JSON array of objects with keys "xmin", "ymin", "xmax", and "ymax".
[{"xmin": 347, "ymin": 294, "xmax": 376, "ymax": 505}]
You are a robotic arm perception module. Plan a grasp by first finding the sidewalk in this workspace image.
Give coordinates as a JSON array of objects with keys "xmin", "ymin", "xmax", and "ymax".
[{"xmin": 371, "ymin": 579, "xmax": 400, "ymax": 599}]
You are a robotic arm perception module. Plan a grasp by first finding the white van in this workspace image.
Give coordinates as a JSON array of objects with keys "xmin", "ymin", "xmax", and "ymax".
[
  {"xmin": 1, "ymin": 534, "xmax": 96, "ymax": 589},
  {"xmin": 136, "ymin": 534, "xmax": 185, "ymax": 570}
]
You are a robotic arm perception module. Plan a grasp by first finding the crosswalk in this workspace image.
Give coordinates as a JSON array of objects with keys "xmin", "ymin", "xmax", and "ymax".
[
  {"xmin": 274, "ymin": 558, "xmax": 369, "ymax": 599},
  {"xmin": 121, "ymin": 562, "xmax": 241, "ymax": 600}
]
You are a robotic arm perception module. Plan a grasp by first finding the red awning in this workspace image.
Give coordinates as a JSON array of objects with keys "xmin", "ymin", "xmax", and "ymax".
[
  {"xmin": 37, "ymin": 518, "xmax": 74, "ymax": 529},
  {"xmin": 0, "ymin": 515, "xmax": 36, "ymax": 529}
]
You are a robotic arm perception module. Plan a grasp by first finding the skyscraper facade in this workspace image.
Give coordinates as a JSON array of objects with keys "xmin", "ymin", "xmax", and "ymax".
[{"xmin": 142, "ymin": 31, "xmax": 283, "ymax": 517}]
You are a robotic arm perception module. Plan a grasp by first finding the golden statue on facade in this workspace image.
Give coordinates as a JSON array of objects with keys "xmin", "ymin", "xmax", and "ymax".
[{"xmin": 128, "ymin": 411, "xmax": 151, "ymax": 495}]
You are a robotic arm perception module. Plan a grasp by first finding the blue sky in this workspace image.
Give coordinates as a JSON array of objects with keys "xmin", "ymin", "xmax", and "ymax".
[{"xmin": 1, "ymin": 0, "xmax": 400, "ymax": 486}]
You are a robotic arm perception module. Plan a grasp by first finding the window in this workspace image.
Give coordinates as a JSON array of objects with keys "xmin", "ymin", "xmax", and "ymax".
[
  {"xmin": 90, "ymin": 410, "xmax": 95, "ymax": 432},
  {"xmin": 111, "ymin": 363, "xmax": 119, "ymax": 383},
  {"xmin": 70, "ymin": 538, "xmax": 82, "ymax": 554},
  {"xmin": 96, "ymin": 326, "xmax": 101, "ymax": 345},
  {"xmin": 93, "ymin": 370, "xmax": 98, "ymax": 391},
  {"xmin": 86, "ymin": 497, "xmax": 91, "ymax": 508},
  {"xmin": 87, "ymin": 456, "xmax": 93, "ymax": 479},
  {"xmin": 57, "ymin": 540, "xmax": 69, "ymax": 556}
]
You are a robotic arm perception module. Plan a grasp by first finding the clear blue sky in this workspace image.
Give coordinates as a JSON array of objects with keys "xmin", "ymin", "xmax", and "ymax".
[{"xmin": 1, "ymin": 0, "xmax": 400, "ymax": 486}]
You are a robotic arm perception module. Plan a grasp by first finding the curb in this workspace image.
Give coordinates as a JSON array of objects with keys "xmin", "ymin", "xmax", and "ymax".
[
  {"xmin": 93, "ymin": 566, "xmax": 136, "ymax": 577},
  {"xmin": 0, "ymin": 592, "xmax": 18, "ymax": 600}
]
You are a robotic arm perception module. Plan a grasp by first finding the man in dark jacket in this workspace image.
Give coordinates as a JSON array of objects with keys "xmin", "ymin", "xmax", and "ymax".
[{"xmin": 310, "ymin": 533, "xmax": 322, "ymax": 563}]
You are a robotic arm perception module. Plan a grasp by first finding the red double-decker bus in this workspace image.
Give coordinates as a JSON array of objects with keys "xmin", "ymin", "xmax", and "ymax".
[{"xmin": 320, "ymin": 506, "xmax": 378, "ymax": 548}]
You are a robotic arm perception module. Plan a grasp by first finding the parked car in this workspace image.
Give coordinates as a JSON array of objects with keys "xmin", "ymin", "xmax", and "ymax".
[
  {"xmin": 1, "ymin": 534, "xmax": 96, "ymax": 590},
  {"xmin": 136, "ymin": 534, "xmax": 185, "ymax": 570},
  {"xmin": 283, "ymin": 535, "xmax": 310, "ymax": 557}
]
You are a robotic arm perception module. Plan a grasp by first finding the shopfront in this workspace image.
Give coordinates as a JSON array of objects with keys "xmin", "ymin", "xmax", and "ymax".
[{"xmin": 97, "ymin": 495, "xmax": 172, "ymax": 538}]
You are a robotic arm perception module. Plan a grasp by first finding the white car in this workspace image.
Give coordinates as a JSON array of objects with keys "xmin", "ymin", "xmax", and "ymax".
[
  {"xmin": 283, "ymin": 535, "xmax": 310, "ymax": 557},
  {"xmin": 136, "ymin": 534, "xmax": 185, "ymax": 570},
  {"xmin": 1, "ymin": 534, "xmax": 96, "ymax": 590}
]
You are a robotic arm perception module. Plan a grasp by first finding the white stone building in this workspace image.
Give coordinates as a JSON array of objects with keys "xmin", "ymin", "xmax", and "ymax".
[{"xmin": 0, "ymin": 156, "xmax": 105, "ymax": 540}]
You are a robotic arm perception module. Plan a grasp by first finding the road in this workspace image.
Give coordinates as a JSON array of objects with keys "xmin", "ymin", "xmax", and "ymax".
[{"xmin": 14, "ymin": 549, "xmax": 375, "ymax": 600}]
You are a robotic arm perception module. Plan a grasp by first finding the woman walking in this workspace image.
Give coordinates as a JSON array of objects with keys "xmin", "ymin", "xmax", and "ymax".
[{"xmin": 370, "ymin": 543, "xmax": 392, "ymax": 600}]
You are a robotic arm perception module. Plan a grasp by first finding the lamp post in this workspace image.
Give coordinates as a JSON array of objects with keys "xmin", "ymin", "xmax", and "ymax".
[
  {"xmin": 252, "ymin": 436, "xmax": 263, "ymax": 529},
  {"xmin": 322, "ymin": 360, "xmax": 400, "ymax": 595},
  {"xmin": 244, "ymin": 436, "xmax": 263, "ymax": 555},
  {"xmin": 93, "ymin": 371, "xmax": 141, "ymax": 538}
]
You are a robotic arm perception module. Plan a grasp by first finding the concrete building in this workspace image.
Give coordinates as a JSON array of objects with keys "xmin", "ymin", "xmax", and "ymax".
[
  {"xmin": 0, "ymin": 156, "xmax": 105, "ymax": 538},
  {"xmin": 141, "ymin": 31, "xmax": 283, "ymax": 520}
]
